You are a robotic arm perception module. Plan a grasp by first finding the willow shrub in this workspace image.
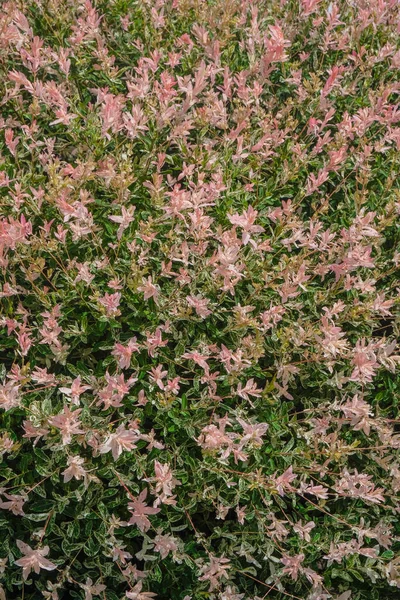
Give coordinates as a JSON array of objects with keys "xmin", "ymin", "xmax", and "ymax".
[{"xmin": 0, "ymin": 0, "xmax": 400, "ymax": 599}]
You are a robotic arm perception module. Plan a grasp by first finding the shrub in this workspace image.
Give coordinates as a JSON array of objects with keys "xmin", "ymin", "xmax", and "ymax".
[{"xmin": 0, "ymin": 0, "xmax": 399, "ymax": 599}]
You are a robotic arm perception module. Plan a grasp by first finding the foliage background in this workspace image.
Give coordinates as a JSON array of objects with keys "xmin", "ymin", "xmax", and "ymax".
[{"xmin": 0, "ymin": 0, "xmax": 400, "ymax": 599}]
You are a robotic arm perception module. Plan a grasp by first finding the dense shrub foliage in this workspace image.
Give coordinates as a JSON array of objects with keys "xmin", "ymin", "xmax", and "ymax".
[{"xmin": 0, "ymin": 0, "xmax": 400, "ymax": 598}]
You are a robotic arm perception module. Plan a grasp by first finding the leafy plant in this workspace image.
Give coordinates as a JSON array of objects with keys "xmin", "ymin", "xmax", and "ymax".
[{"xmin": 0, "ymin": 0, "xmax": 400, "ymax": 599}]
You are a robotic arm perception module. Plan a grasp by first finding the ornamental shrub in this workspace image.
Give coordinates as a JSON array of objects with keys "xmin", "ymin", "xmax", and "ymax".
[{"xmin": 0, "ymin": 1, "xmax": 400, "ymax": 599}]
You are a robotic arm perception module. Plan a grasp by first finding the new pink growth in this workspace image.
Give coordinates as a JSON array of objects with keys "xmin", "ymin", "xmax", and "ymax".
[
  {"xmin": 228, "ymin": 206, "xmax": 264, "ymax": 246},
  {"xmin": 186, "ymin": 294, "xmax": 212, "ymax": 318},
  {"xmin": 15, "ymin": 540, "xmax": 56, "ymax": 580},
  {"xmin": 341, "ymin": 394, "xmax": 373, "ymax": 436},
  {"xmin": 112, "ymin": 337, "xmax": 140, "ymax": 369},
  {"xmin": 100, "ymin": 424, "xmax": 140, "ymax": 460},
  {"xmin": 59, "ymin": 376, "xmax": 91, "ymax": 405},
  {"xmin": 48, "ymin": 406, "xmax": 84, "ymax": 445},
  {"xmin": 127, "ymin": 488, "xmax": 160, "ymax": 532},
  {"xmin": 145, "ymin": 460, "xmax": 181, "ymax": 506},
  {"xmin": 109, "ymin": 205, "xmax": 136, "ymax": 240},
  {"xmin": 98, "ymin": 292, "xmax": 122, "ymax": 317},
  {"xmin": 198, "ymin": 555, "xmax": 231, "ymax": 591},
  {"xmin": 62, "ymin": 455, "xmax": 88, "ymax": 483}
]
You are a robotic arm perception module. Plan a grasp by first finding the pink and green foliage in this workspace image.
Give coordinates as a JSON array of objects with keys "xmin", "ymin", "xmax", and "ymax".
[{"xmin": 0, "ymin": 0, "xmax": 400, "ymax": 598}]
